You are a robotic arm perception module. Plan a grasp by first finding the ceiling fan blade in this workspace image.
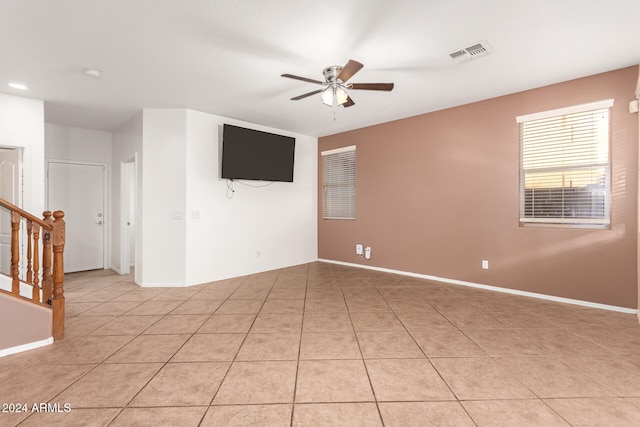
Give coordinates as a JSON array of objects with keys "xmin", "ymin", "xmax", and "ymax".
[
  {"xmin": 343, "ymin": 96, "xmax": 356, "ymax": 108},
  {"xmin": 350, "ymin": 83, "xmax": 394, "ymax": 91},
  {"xmin": 281, "ymin": 73, "xmax": 325, "ymax": 86},
  {"xmin": 291, "ymin": 89, "xmax": 324, "ymax": 100},
  {"xmin": 337, "ymin": 59, "xmax": 364, "ymax": 83}
]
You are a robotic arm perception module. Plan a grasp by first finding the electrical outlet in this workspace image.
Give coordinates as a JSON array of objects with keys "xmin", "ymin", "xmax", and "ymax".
[
  {"xmin": 482, "ymin": 260, "xmax": 489, "ymax": 269},
  {"xmin": 356, "ymin": 244, "xmax": 364, "ymax": 255}
]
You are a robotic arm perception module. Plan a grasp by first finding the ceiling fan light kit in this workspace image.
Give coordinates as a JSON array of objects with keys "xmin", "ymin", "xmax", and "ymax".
[
  {"xmin": 335, "ymin": 87, "xmax": 349, "ymax": 105},
  {"xmin": 322, "ymin": 86, "xmax": 349, "ymax": 107},
  {"xmin": 321, "ymin": 87, "xmax": 335, "ymax": 106},
  {"xmin": 282, "ymin": 59, "xmax": 394, "ymax": 108}
]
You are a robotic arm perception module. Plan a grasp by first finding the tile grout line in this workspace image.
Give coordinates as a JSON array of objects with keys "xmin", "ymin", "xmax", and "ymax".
[
  {"xmin": 339, "ymin": 273, "xmax": 387, "ymax": 427},
  {"xmin": 289, "ymin": 264, "xmax": 310, "ymax": 427},
  {"xmin": 202, "ymin": 275, "xmax": 274, "ymax": 411},
  {"xmin": 17, "ymin": 274, "xmax": 139, "ymax": 425},
  {"xmin": 109, "ymin": 282, "xmax": 229, "ymax": 420},
  {"xmin": 8, "ymin": 264, "xmax": 640, "ymax": 425},
  {"xmin": 383, "ymin": 279, "xmax": 465, "ymax": 408}
]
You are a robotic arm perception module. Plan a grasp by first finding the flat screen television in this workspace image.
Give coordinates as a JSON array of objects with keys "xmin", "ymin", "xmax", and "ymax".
[{"xmin": 221, "ymin": 124, "xmax": 295, "ymax": 182}]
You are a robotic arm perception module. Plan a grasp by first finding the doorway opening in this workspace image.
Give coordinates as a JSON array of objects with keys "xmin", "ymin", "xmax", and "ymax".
[
  {"xmin": 120, "ymin": 157, "xmax": 137, "ymax": 276},
  {"xmin": 0, "ymin": 147, "xmax": 23, "ymax": 278}
]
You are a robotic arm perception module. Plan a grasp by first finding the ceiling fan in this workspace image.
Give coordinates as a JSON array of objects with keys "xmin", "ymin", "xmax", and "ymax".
[{"xmin": 281, "ymin": 59, "xmax": 394, "ymax": 108}]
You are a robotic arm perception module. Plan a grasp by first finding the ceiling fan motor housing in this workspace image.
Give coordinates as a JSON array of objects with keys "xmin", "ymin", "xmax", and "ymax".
[{"xmin": 323, "ymin": 66, "xmax": 343, "ymax": 84}]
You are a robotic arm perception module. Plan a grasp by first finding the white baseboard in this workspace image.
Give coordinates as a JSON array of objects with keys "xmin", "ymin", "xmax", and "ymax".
[
  {"xmin": 136, "ymin": 282, "xmax": 190, "ymax": 288},
  {"xmin": 110, "ymin": 266, "xmax": 136, "ymax": 276},
  {"xmin": 318, "ymin": 258, "xmax": 637, "ymax": 314},
  {"xmin": 0, "ymin": 337, "xmax": 54, "ymax": 358}
]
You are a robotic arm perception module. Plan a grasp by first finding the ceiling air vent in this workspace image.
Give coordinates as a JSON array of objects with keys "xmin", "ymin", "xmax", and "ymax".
[{"xmin": 449, "ymin": 41, "xmax": 492, "ymax": 64}]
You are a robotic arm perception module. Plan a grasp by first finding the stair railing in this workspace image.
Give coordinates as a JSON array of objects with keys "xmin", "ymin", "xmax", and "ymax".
[{"xmin": 0, "ymin": 197, "xmax": 66, "ymax": 340}]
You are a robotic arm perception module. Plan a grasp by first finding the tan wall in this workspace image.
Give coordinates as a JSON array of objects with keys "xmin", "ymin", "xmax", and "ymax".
[
  {"xmin": 0, "ymin": 292, "xmax": 52, "ymax": 352},
  {"xmin": 318, "ymin": 66, "xmax": 639, "ymax": 309}
]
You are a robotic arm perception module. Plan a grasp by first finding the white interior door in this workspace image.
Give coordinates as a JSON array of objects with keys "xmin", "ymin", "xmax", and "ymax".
[
  {"xmin": 0, "ymin": 149, "xmax": 20, "ymax": 276},
  {"xmin": 48, "ymin": 161, "xmax": 105, "ymax": 273},
  {"xmin": 127, "ymin": 163, "xmax": 136, "ymax": 267}
]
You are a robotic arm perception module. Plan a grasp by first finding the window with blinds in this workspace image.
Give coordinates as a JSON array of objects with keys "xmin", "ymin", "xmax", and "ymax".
[
  {"xmin": 322, "ymin": 145, "xmax": 356, "ymax": 220},
  {"xmin": 517, "ymin": 99, "xmax": 613, "ymax": 228}
]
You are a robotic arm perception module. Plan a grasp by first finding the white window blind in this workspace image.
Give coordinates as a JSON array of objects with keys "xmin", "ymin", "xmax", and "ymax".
[
  {"xmin": 322, "ymin": 145, "xmax": 356, "ymax": 220},
  {"xmin": 517, "ymin": 100, "xmax": 612, "ymax": 227}
]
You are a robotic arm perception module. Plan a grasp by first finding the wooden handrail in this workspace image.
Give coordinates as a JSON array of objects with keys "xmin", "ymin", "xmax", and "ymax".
[
  {"xmin": 0, "ymin": 197, "xmax": 52, "ymax": 231},
  {"xmin": 0, "ymin": 197, "xmax": 65, "ymax": 340}
]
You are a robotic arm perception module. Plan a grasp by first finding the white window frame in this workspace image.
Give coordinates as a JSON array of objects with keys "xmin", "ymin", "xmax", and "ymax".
[
  {"xmin": 517, "ymin": 99, "xmax": 613, "ymax": 228},
  {"xmin": 321, "ymin": 145, "xmax": 356, "ymax": 220}
]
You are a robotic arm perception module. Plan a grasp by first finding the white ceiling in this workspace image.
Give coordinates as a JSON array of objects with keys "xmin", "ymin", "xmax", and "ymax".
[{"xmin": 2, "ymin": 0, "xmax": 639, "ymax": 137}]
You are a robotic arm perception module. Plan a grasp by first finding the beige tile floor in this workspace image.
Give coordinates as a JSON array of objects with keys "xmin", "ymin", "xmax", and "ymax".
[{"xmin": 2, "ymin": 262, "xmax": 640, "ymax": 426}]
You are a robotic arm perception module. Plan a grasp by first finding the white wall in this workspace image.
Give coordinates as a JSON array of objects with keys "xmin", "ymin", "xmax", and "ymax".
[
  {"xmin": 0, "ymin": 94, "xmax": 45, "ymax": 215},
  {"xmin": 45, "ymin": 123, "xmax": 111, "ymax": 163},
  {"xmin": 141, "ymin": 109, "xmax": 187, "ymax": 286},
  {"xmin": 140, "ymin": 108, "xmax": 317, "ymax": 286},
  {"xmin": 2, "ymin": 97, "xmax": 318, "ymax": 287},
  {"xmin": 184, "ymin": 110, "xmax": 318, "ymax": 284}
]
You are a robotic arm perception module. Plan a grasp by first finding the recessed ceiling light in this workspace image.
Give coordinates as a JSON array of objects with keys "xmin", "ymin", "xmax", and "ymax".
[
  {"xmin": 8, "ymin": 82, "xmax": 28, "ymax": 90},
  {"xmin": 82, "ymin": 68, "xmax": 101, "ymax": 78}
]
